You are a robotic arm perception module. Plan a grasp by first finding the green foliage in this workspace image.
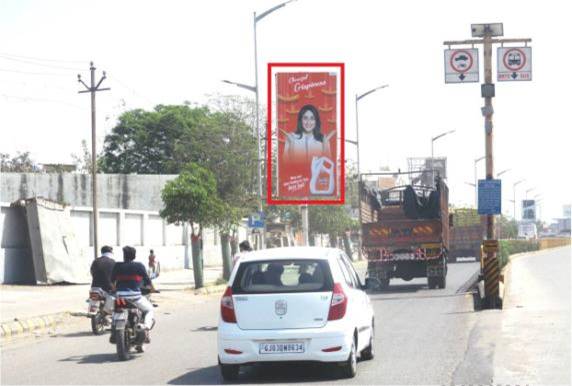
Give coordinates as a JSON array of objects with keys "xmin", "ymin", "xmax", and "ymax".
[
  {"xmin": 100, "ymin": 99, "xmax": 260, "ymax": 233},
  {"xmin": 159, "ymin": 163, "xmax": 221, "ymax": 232},
  {"xmin": 499, "ymin": 215, "xmax": 518, "ymax": 239},
  {"xmin": 499, "ymin": 239, "xmax": 539, "ymax": 267},
  {"xmin": 0, "ymin": 152, "xmax": 38, "ymax": 172},
  {"xmin": 309, "ymin": 205, "xmax": 355, "ymax": 237}
]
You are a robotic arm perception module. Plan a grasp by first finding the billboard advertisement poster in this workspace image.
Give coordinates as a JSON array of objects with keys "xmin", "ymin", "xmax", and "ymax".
[{"xmin": 267, "ymin": 63, "xmax": 344, "ymax": 205}]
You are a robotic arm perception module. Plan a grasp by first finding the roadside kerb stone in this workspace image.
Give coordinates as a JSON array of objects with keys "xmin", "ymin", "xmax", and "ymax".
[{"xmin": 0, "ymin": 312, "xmax": 72, "ymax": 341}]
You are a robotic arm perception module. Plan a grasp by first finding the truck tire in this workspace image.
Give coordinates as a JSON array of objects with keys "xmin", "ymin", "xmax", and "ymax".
[
  {"xmin": 427, "ymin": 277, "xmax": 437, "ymax": 289},
  {"xmin": 437, "ymin": 275, "xmax": 447, "ymax": 289},
  {"xmin": 379, "ymin": 278, "xmax": 390, "ymax": 290}
]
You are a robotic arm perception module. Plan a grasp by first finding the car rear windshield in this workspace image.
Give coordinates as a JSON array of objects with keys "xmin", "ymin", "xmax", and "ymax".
[{"xmin": 232, "ymin": 259, "xmax": 333, "ymax": 294}]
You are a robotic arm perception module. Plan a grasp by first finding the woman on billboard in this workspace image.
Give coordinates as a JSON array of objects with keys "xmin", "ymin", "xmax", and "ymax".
[{"xmin": 281, "ymin": 104, "xmax": 335, "ymax": 163}]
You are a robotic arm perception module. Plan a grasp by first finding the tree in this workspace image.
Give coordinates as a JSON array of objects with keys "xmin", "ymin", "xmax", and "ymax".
[
  {"xmin": 0, "ymin": 152, "xmax": 38, "ymax": 172},
  {"xmin": 71, "ymin": 140, "xmax": 95, "ymax": 173},
  {"xmin": 160, "ymin": 163, "xmax": 221, "ymax": 288},
  {"xmin": 309, "ymin": 205, "xmax": 356, "ymax": 257}
]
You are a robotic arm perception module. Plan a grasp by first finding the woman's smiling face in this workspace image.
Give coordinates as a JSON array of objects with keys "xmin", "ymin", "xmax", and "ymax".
[{"xmin": 302, "ymin": 110, "xmax": 316, "ymax": 133}]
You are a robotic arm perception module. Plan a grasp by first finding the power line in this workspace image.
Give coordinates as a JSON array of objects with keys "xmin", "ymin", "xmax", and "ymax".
[
  {"xmin": 0, "ymin": 67, "xmax": 72, "ymax": 76},
  {"xmin": 0, "ymin": 55, "xmax": 84, "ymax": 71},
  {"xmin": 1, "ymin": 93, "xmax": 86, "ymax": 110},
  {"xmin": 0, "ymin": 52, "xmax": 87, "ymax": 64}
]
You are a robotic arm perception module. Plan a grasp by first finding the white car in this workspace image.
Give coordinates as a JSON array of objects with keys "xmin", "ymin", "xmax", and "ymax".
[{"xmin": 217, "ymin": 247, "xmax": 375, "ymax": 381}]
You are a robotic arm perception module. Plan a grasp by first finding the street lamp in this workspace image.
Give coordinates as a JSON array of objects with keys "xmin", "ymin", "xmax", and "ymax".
[
  {"xmin": 431, "ymin": 129, "xmax": 455, "ymax": 187},
  {"xmin": 496, "ymin": 168, "xmax": 511, "ymax": 177},
  {"xmin": 513, "ymin": 179, "xmax": 525, "ymax": 220},
  {"xmin": 223, "ymin": 0, "xmax": 295, "ymax": 249},
  {"xmin": 354, "ymin": 84, "xmax": 389, "ymax": 259},
  {"xmin": 474, "ymin": 156, "xmax": 486, "ymax": 208}
]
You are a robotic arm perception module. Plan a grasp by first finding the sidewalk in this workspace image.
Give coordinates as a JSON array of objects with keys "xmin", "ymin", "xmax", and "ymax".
[
  {"xmin": 493, "ymin": 246, "xmax": 570, "ymax": 384},
  {"xmin": 0, "ymin": 266, "xmax": 223, "ymax": 333}
]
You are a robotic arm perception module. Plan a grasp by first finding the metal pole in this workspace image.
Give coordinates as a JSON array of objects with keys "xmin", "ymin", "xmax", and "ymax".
[
  {"xmin": 253, "ymin": 12, "xmax": 265, "ymax": 250},
  {"xmin": 355, "ymin": 95, "xmax": 362, "ymax": 259},
  {"xmin": 431, "ymin": 139, "xmax": 434, "ymax": 187},
  {"xmin": 301, "ymin": 205, "xmax": 309, "ymax": 246},
  {"xmin": 89, "ymin": 63, "xmax": 99, "ymax": 260},
  {"xmin": 483, "ymin": 33, "xmax": 498, "ymax": 308},
  {"xmin": 474, "ymin": 160, "xmax": 478, "ymax": 208}
]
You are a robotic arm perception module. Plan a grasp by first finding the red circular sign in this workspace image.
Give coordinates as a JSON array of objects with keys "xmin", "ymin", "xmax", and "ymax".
[
  {"xmin": 503, "ymin": 48, "xmax": 526, "ymax": 71},
  {"xmin": 450, "ymin": 50, "xmax": 474, "ymax": 73}
]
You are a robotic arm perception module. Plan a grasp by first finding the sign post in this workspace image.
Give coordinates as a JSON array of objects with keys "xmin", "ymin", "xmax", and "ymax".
[{"xmin": 444, "ymin": 24, "xmax": 532, "ymax": 309}]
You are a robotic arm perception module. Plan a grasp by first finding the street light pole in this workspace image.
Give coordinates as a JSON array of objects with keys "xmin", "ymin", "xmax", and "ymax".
[
  {"xmin": 431, "ymin": 129, "xmax": 455, "ymax": 186},
  {"xmin": 252, "ymin": 0, "xmax": 295, "ymax": 249},
  {"xmin": 513, "ymin": 179, "xmax": 525, "ymax": 220},
  {"xmin": 474, "ymin": 156, "xmax": 486, "ymax": 208},
  {"xmin": 355, "ymin": 84, "xmax": 388, "ymax": 259}
]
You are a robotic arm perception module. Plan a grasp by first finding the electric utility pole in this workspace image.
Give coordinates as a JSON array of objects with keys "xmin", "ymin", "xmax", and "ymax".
[{"xmin": 78, "ymin": 62, "xmax": 110, "ymax": 260}]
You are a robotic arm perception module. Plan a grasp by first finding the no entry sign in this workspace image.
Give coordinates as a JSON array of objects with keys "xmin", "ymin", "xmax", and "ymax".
[
  {"xmin": 497, "ymin": 47, "xmax": 532, "ymax": 81},
  {"xmin": 444, "ymin": 49, "xmax": 479, "ymax": 83}
]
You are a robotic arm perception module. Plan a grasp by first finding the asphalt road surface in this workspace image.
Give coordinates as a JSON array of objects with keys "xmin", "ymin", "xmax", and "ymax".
[{"xmin": 2, "ymin": 260, "xmax": 493, "ymax": 385}]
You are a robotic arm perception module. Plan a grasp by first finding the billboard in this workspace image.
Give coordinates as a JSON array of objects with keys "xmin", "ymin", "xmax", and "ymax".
[
  {"xmin": 522, "ymin": 199, "xmax": 536, "ymax": 221},
  {"xmin": 268, "ymin": 63, "xmax": 344, "ymax": 205}
]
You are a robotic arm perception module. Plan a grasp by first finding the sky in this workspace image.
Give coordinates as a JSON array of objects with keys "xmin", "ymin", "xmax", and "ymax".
[{"xmin": 1, "ymin": 0, "xmax": 570, "ymax": 222}]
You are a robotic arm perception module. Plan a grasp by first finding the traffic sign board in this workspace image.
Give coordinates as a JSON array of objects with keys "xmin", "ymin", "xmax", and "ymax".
[
  {"xmin": 444, "ymin": 49, "xmax": 479, "ymax": 83},
  {"xmin": 248, "ymin": 211, "xmax": 265, "ymax": 228},
  {"xmin": 478, "ymin": 179, "xmax": 502, "ymax": 215},
  {"xmin": 497, "ymin": 47, "xmax": 532, "ymax": 81}
]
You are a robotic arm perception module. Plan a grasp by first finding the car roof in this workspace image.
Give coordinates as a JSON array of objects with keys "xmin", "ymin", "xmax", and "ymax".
[{"xmin": 238, "ymin": 246, "xmax": 341, "ymax": 263}]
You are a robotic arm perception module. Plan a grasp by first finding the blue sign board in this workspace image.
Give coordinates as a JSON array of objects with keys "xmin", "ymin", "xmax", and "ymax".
[
  {"xmin": 478, "ymin": 179, "xmax": 501, "ymax": 215},
  {"xmin": 248, "ymin": 211, "xmax": 265, "ymax": 228}
]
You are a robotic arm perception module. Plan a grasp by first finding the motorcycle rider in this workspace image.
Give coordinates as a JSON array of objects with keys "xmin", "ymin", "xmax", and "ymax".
[
  {"xmin": 111, "ymin": 246, "xmax": 157, "ymax": 343},
  {"xmin": 90, "ymin": 245, "xmax": 116, "ymax": 313}
]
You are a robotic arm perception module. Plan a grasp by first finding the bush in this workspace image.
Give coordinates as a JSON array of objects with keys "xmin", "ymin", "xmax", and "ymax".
[{"xmin": 499, "ymin": 239, "xmax": 539, "ymax": 267}]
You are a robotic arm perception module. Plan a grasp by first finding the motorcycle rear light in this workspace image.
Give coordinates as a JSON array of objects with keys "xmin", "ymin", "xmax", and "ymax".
[
  {"xmin": 89, "ymin": 293, "xmax": 102, "ymax": 300},
  {"xmin": 115, "ymin": 298, "xmax": 127, "ymax": 309},
  {"xmin": 322, "ymin": 346, "xmax": 342, "ymax": 352},
  {"xmin": 220, "ymin": 287, "xmax": 236, "ymax": 323},
  {"xmin": 328, "ymin": 283, "xmax": 347, "ymax": 321},
  {"xmin": 224, "ymin": 349, "xmax": 242, "ymax": 355}
]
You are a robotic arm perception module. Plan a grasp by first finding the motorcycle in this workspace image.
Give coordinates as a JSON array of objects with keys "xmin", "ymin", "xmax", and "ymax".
[
  {"xmin": 110, "ymin": 288, "xmax": 157, "ymax": 361},
  {"xmin": 87, "ymin": 287, "xmax": 112, "ymax": 335}
]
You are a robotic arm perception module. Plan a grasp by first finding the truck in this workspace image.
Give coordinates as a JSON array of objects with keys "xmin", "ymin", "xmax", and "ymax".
[
  {"xmin": 449, "ymin": 208, "xmax": 485, "ymax": 262},
  {"xmin": 361, "ymin": 176, "xmax": 450, "ymax": 290}
]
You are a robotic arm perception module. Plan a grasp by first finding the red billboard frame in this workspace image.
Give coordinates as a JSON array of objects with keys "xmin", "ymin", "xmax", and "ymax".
[{"xmin": 267, "ymin": 62, "xmax": 345, "ymax": 205}]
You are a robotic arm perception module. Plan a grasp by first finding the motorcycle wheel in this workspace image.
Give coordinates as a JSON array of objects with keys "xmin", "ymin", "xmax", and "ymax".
[
  {"xmin": 91, "ymin": 313, "xmax": 105, "ymax": 335},
  {"xmin": 115, "ymin": 329, "xmax": 131, "ymax": 361}
]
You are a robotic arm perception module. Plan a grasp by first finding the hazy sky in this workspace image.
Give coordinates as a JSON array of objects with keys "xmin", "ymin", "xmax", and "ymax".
[{"xmin": 1, "ymin": 0, "xmax": 570, "ymax": 222}]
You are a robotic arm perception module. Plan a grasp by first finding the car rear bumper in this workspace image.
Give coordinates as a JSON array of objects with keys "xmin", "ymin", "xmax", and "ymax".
[{"xmin": 218, "ymin": 321, "xmax": 353, "ymax": 364}]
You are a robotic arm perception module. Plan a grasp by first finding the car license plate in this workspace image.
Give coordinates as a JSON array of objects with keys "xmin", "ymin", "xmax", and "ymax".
[{"xmin": 259, "ymin": 342, "xmax": 305, "ymax": 354}]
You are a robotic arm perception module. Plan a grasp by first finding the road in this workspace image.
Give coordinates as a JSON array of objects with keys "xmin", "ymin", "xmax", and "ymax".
[{"xmin": 1, "ymin": 260, "xmax": 482, "ymax": 385}]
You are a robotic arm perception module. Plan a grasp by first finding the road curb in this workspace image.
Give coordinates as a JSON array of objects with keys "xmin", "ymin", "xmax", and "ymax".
[
  {"xmin": 192, "ymin": 283, "xmax": 227, "ymax": 296},
  {"xmin": 0, "ymin": 312, "xmax": 73, "ymax": 342}
]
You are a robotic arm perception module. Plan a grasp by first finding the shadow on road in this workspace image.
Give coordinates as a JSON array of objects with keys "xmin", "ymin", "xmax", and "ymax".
[
  {"xmin": 366, "ymin": 283, "xmax": 426, "ymax": 295},
  {"xmin": 59, "ymin": 353, "xmax": 122, "ymax": 364},
  {"xmin": 168, "ymin": 365, "xmax": 221, "ymax": 385},
  {"xmin": 192, "ymin": 326, "xmax": 217, "ymax": 332},
  {"xmin": 54, "ymin": 331, "xmax": 104, "ymax": 338},
  {"xmin": 168, "ymin": 363, "xmax": 339, "ymax": 384}
]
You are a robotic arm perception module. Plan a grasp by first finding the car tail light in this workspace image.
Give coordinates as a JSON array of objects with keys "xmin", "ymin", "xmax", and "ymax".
[
  {"xmin": 220, "ymin": 286, "xmax": 236, "ymax": 323},
  {"xmin": 224, "ymin": 349, "xmax": 242, "ymax": 355},
  {"xmin": 322, "ymin": 346, "xmax": 342, "ymax": 352},
  {"xmin": 328, "ymin": 283, "xmax": 347, "ymax": 321}
]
